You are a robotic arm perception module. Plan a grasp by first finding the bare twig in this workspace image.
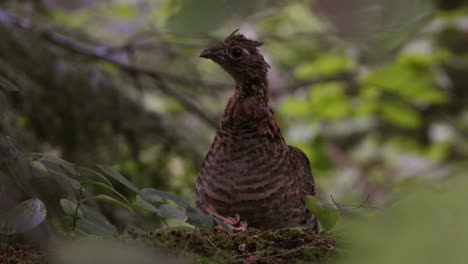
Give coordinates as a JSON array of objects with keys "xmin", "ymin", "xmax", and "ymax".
[
  {"xmin": 237, "ymin": 239, "xmax": 334, "ymax": 262},
  {"xmin": 182, "ymin": 228, "xmax": 196, "ymax": 252},
  {"xmin": 205, "ymin": 236, "xmax": 230, "ymax": 256},
  {"xmin": 330, "ymin": 194, "xmax": 379, "ymax": 211},
  {"xmin": 72, "ymin": 185, "xmax": 83, "ymax": 231}
]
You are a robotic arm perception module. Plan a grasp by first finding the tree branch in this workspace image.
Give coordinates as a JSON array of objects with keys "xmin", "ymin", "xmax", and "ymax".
[
  {"xmin": 0, "ymin": 9, "xmax": 218, "ymax": 127},
  {"xmin": 284, "ymin": 71, "xmax": 356, "ymax": 91}
]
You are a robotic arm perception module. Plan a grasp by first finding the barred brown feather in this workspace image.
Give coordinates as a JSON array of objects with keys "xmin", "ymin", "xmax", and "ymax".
[{"xmin": 196, "ymin": 31, "xmax": 318, "ymax": 230}]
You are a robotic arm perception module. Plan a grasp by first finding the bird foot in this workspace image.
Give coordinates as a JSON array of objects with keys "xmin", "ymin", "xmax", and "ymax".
[
  {"xmin": 213, "ymin": 214, "xmax": 247, "ymax": 233},
  {"xmin": 214, "ymin": 217, "xmax": 247, "ymax": 233},
  {"xmin": 206, "ymin": 205, "xmax": 248, "ymax": 233}
]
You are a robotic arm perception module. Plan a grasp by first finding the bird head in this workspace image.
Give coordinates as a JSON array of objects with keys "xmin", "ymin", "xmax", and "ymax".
[{"xmin": 200, "ymin": 30, "xmax": 270, "ymax": 83}]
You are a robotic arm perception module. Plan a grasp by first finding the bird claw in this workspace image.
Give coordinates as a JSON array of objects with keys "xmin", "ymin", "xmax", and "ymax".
[
  {"xmin": 219, "ymin": 213, "xmax": 240, "ymax": 225},
  {"xmin": 214, "ymin": 219, "xmax": 248, "ymax": 233},
  {"xmin": 206, "ymin": 205, "xmax": 248, "ymax": 233}
]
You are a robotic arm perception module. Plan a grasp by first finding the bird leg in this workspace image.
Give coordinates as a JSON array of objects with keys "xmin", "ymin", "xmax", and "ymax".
[{"xmin": 206, "ymin": 205, "xmax": 248, "ymax": 232}]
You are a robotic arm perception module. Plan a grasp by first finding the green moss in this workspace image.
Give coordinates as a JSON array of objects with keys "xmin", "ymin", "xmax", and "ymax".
[
  {"xmin": 128, "ymin": 228, "xmax": 336, "ymax": 264},
  {"xmin": 1, "ymin": 228, "xmax": 335, "ymax": 264}
]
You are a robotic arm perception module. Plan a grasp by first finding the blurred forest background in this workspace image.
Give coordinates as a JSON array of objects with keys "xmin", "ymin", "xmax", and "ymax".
[{"xmin": 0, "ymin": 0, "xmax": 468, "ymax": 263}]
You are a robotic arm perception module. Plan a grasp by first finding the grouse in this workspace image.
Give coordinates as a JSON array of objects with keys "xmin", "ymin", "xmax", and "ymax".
[{"xmin": 196, "ymin": 30, "xmax": 318, "ymax": 231}]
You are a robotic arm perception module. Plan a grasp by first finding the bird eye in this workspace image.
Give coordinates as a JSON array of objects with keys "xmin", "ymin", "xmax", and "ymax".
[{"xmin": 231, "ymin": 48, "xmax": 243, "ymax": 58}]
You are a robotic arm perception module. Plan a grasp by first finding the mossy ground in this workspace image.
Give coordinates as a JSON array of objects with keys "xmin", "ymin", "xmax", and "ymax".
[
  {"xmin": 129, "ymin": 227, "xmax": 336, "ymax": 264},
  {"xmin": 0, "ymin": 228, "xmax": 335, "ymax": 264},
  {"xmin": 0, "ymin": 244, "xmax": 45, "ymax": 264}
]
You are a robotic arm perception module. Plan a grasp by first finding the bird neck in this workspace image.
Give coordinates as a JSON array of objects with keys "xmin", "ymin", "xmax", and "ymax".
[
  {"xmin": 221, "ymin": 75, "xmax": 278, "ymax": 131},
  {"xmin": 234, "ymin": 76, "xmax": 269, "ymax": 105}
]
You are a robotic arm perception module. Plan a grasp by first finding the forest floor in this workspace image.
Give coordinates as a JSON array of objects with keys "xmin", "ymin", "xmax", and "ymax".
[
  {"xmin": 0, "ymin": 244, "xmax": 45, "ymax": 264},
  {"xmin": 1, "ymin": 228, "xmax": 336, "ymax": 264}
]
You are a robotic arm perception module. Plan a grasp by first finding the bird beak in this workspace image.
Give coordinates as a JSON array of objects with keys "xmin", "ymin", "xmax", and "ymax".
[{"xmin": 200, "ymin": 49, "xmax": 214, "ymax": 59}]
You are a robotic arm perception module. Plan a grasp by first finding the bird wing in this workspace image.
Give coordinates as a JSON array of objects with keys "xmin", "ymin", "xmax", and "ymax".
[{"xmin": 288, "ymin": 145, "xmax": 316, "ymax": 196}]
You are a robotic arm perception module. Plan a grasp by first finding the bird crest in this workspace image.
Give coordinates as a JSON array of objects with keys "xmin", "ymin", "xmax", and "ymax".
[{"xmin": 200, "ymin": 30, "xmax": 270, "ymax": 86}]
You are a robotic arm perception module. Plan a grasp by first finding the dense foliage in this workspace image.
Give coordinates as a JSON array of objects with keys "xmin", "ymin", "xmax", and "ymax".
[{"xmin": 0, "ymin": 0, "xmax": 467, "ymax": 263}]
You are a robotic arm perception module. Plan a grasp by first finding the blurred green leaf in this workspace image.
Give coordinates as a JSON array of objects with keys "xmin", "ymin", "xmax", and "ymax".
[
  {"xmin": 167, "ymin": 0, "xmax": 228, "ymax": 34},
  {"xmin": 167, "ymin": 0, "xmax": 287, "ymax": 35},
  {"xmin": 60, "ymin": 198, "xmax": 83, "ymax": 219},
  {"xmin": 185, "ymin": 206, "xmax": 214, "ymax": 230},
  {"xmin": 80, "ymin": 194, "xmax": 133, "ymax": 213},
  {"xmin": 364, "ymin": 54, "xmax": 447, "ymax": 105},
  {"xmin": 140, "ymin": 188, "xmax": 163, "ymax": 204},
  {"xmin": 35, "ymin": 160, "xmax": 82, "ymax": 196},
  {"xmin": 314, "ymin": 0, "xmax": 436, "ymax": 63},
  {"xmin": 134, "ymin": 195, "xmax": 160, "ymax": 213},
  {"xmin": 380, "ymin": 101, "xmax": 421, "ymax": 129},
  {"xmin": 0, "ymin": 75, "xmax": 19, "ymax": 92},
  {"xmin": 30, "ymin": 161, "xmax": 48, "ymax": 174},
  {"xmin": 336, "ymin": 173, "xmax": 468, "ymax": 264},
  {"xmin": 34, "ymin": 154, "xmax": 80, "ymax": 176},
  {"xmin": 0, "ymin": 198, "xmax": 47, "ymax": 235},
  {"xmin": 51, "ymin": 11, "xmax": 91, "ymax": 28},
  {"xmin": 76, "ymin": 167, "xmax": 113, "ymax": 187},
  {"xmin": 305, "ymin": 195, "xmax": 339, "ymax": 231},
  {"xmin": 158, "ymin": 204, "xmax": 186, "ymax": 220},
  {"xmin": 75, "ymin": 205, "xmax": 117, "ymax": 236},
  {"xmin": 295, "ymin": 53, "xmax": 354, "ymax": 79},
  {"xmin": 279, "ymin": 96, "xmax": 310, "ymax": 118},
  {"xmin": 98, "ymin": 165, "xmax": 139, "ymax": 193},
  {"xmin": 141, "ymin": 188, "xmax": 189, "ymax": 208},
  {"xmin": 213, "ymin": 217, "xmax": 233, "ymax": 234},
  {"xmin": 81, "ymin": 180, "xmax": 130, "ymax": 206},
  {"xmin": 111, "ymin": 4, "xmax": 136, "ymax": 19},
  {"xmin": 135, "ymin": 195, "xmax": 186, "ymax": 221},
  {"xmin": 309, "ymin": 82, "xmax": 353, "ymax": 120}
]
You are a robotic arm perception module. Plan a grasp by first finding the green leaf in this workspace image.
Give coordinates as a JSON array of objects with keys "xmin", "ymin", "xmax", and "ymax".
[
  {"xmin": 80, "ymin": 195, "xmax": 134, "ymax": 213},
  {"xmin": 158, "ymin": 204, "xmax": 186, "ymax": 220},
  {"xmin": 75, "ymin": 204, "xmax": 117, "ymax": 236},
  {"xmin": 185, "ymin": 206, "xmax": 214, "ymax": 230},
  {"xmin": 81, "ymin": 180, "xmax": 130, "ymax": 206},
  {"xmin": 140, "ymin": 188, "xmax": 189, "ymax": 208},
  {"xmin": 315, "ymin": 0, "xmax": 435, "ymax": 63},
  {"xmin": 380, "ymin": 102, "xmax": 421, "ymax": 129},
  {"xmin": 0, "ymin": 75, "xmax": 19, "ymax": 92},
  {"xmin": 213, "ymin": 217, "xmax": 233, "ymax": 234},
  {"xmin": 305, "ymin": 196, "xmax": 339, "ymax": 231},
  {"xmin": 336, "ymin": 174, "xmax": 468, "ymax": 264},
  {"xmin": 308, "ymin": 82, "xmax": 353, "ymax": 120},
  {"xmin": 60, "ymin": 199, "xmax": 83, "ymax": 219},
  {"xmin": 134, "ymin": 195, "xmax": 160, "ymax": 213},
  {"xmin": 167, "ymin": 0, "xmax": 230, "ymax": 34},
  {"xmin": 75, "ymin": 166, "xmax": 113, "ymax": 187},
  {"xmin": 111, "ymin": 4, "xmax": 136, "ymax": 18},
  {"xmin": 0, "ymin": 198, "xmax": 47, "ymax": 235},
  {"xmin": 98, "ymin": 165, "xmax": 139, "ymax": 193},
  {"xmin": 135, "ymin": 195, "xmax": 185, "ymax": 220},
  {"xmin": 364, "ymin": 54, "xmax": 447, "ymax": 105},
  {"xmin": 294, "ymin": 53, "xmax": 354, "ymax": 79},
  {"xmin": 279, "ymin": 97, "xmax": 310, "ymax": 118},
  {"xmin": 34, "ymin": 154, "xmax": 73, "ymax": 166},
  {"xmin": 140, "ymin": 189, "xmax": 163, "ymax": 204},
  {"xmin": 36, "ymin": 160, "xmax": 82, "ymax": 195},
  {"xmin": 30, "ymin": 160, "xmax": 48, "ymax": 173},
  {"xmin": 35, "ymin": 154, "xmax": 80, "ymax": 176}
]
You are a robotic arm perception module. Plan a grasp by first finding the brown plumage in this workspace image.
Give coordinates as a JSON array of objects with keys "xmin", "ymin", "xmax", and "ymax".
[{"xmin": 196, "ymin": 30, "xmax": 318, "ymax": 231}]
